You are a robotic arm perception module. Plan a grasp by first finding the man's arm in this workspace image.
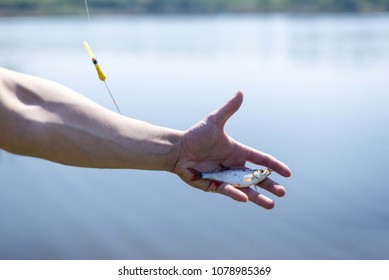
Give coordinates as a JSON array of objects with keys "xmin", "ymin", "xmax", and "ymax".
[
  {"xmin": 0, "ymin": 67, "xmax": 182, "ymax": 171},
  {"xmin": 0, "ymin": 67, "xmax": 291, "ymax": 208}
]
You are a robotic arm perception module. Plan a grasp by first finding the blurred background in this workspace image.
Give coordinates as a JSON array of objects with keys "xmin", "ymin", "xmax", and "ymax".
[
  {"xmin": 1, "ymin": 0, "xmax": 389, "ymax": 15},
  {"xmin": 0, "ymin": 1, "xmax": 389, "ymax": 259}
]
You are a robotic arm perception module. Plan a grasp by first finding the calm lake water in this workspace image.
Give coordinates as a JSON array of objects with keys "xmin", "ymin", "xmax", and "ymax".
[{"xmin": 0, "ymin": 14, "xmax": 389, "ymax": 259}]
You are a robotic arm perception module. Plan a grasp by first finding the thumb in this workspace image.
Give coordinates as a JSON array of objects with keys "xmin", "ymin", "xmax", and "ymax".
[{"xmin": 209, "ymin": 91, "xmax": 244, "ymax": 128}]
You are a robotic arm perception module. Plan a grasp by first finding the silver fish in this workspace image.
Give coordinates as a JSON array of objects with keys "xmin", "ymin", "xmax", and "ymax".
[{"xmin": 200, "ymin": 168, "xmax": 271, "ymax": 188}]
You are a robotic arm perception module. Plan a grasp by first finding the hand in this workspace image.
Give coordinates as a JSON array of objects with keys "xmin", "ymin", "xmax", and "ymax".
[{"xmin": 173, "ymin": 91, "xmax": 292, "ymax": 209}]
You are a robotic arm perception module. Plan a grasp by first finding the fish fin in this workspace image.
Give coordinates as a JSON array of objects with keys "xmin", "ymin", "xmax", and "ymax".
[
  {"xmin": 187, "ymin": 168, "xmax": 202, "ymax": 182},
  {"xmin": 242, "ymin": 174, "xmax": 254, "ymax": 183}
]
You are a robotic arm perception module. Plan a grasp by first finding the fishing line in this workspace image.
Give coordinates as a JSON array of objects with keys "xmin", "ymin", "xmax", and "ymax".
[
  {"xmin": 84, "ymin": 0, "xmax": 91, "ymax": 24},
  {"xmin": 103, "ymin": 79, "xmax": 121, "ymax": 114},
  {"xmin": 83, "ymin": 0, "xmax": 122, "ymax": 114}
]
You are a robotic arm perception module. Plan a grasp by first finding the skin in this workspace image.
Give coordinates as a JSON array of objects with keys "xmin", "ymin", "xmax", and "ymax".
[{"xmin": 0, "ymin": 67, "xmax": 291, "ymax": 209}]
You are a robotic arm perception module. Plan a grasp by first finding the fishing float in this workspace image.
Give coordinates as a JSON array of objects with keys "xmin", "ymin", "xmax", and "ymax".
[{"xmin": 83, "ymin": 41, "xmax": 121, "ymax": 114}]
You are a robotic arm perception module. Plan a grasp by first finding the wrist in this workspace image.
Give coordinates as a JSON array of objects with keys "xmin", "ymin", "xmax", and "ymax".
[{"xmin": 162, "ymin": 128, "xmax": 184, "ymax": 173}]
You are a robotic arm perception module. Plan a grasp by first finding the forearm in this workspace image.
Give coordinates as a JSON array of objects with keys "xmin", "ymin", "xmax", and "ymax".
[{"xmin": 0, "ymin": 67, "xmax": 183, "ymax": 171}]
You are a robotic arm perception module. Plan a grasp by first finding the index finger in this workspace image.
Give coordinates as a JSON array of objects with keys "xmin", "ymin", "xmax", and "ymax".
[{"xmin": 247, "ymin": 147, "xmax": 292, "ymax": 177}]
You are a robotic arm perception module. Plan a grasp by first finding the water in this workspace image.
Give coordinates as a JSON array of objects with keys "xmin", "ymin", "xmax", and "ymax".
[{"xmin": 0, "ymin": 14, "xmax": 389, "ymax": 259}]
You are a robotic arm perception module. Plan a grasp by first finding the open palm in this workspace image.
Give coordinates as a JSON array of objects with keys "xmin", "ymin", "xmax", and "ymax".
[{"xmin": 173, "ymin": 91, "xmax": 291, "ymax": 209}]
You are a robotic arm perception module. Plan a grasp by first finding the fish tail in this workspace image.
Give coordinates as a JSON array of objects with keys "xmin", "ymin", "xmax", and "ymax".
[{"xmin": 187, "ymin": 168, "xmax": 203, "ymax": 181}]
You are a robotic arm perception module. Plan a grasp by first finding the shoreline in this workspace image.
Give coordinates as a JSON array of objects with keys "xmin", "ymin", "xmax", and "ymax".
[{"xmin": 1, "ymin": 10, "xmax": 389, "ymax": 17}]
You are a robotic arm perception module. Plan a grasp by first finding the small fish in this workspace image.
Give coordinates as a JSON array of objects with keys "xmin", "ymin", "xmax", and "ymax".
[{"xmin": 190, "ymin": 168, "xmax": 271, "ymax": 188}]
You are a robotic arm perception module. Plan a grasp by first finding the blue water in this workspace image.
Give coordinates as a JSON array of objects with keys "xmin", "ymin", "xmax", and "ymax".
[{"xmin": 1, "ymin": 14, "xmax": 389, "ymax": 259}]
